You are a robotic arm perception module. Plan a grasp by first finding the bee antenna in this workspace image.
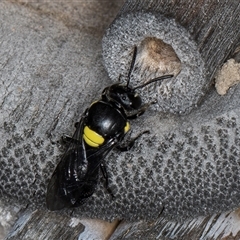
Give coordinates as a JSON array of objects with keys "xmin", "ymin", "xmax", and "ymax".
[
  {"xmin": 133, "ymin": 75, "xmax": 174, "ymax": 90},
  {"xmin": 126, "ymin": 46, "xmax": 138, "ymax": 88}
]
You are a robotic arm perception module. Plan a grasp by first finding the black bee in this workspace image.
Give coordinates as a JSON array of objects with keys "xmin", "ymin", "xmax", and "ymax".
[{"xmin": 46, "ymin": 46, "xmax": 173, "ymax": 210}]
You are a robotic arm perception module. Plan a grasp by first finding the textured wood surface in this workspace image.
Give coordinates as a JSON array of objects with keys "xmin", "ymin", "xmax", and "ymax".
[
  {"xmin": 1, "ymin": 0, "xmax": 240, "ymax": 239},
  {"xmin": 103, "ymin": 0, "xmax": 240, "ymax": 114},
  {"xmin": 110, "ymin": 208, "xmax": 240, "ymax": 239},
  {"xmin": 5, "ymin": 209, "xmax": 120, "ymax": 240},
  {"xmin": 120, "ymin": 0, "xmax": 240, "ymax": 79},
  {"xmin": 6, "ymin": 210, "xmax": 85, "ymax": 240}
]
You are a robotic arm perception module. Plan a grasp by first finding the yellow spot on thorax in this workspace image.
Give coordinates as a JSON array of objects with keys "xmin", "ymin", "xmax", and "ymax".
[
  {"xmin": 83, "ymin": 126, "xmax": 104, "ymax": 148},
  {"xmin": 124, "ymin": 122, "xmax": 130, "ymax": 133}
]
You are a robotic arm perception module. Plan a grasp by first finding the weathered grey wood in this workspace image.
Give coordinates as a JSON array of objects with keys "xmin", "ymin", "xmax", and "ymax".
[
  {"xmin": 1, "ymin": 2, "xmax": 240, "ymax": 238},
  {"xmin": 5, "ymin": 209, "xmax": 119, "ymax": 240},
  {"xmin": 120, "ymin": 0, "xmax": 240, "ymax": 77},
  {"xmin": 0, "ymin": 201, "xmax": 21, "ymax": 239},
  {"xmin": 6, "ymin": 210, "xmax": 85, "ymax": 240},
  {"xmin": 110, "ymin": 208, "xmax": 240, "ymax": 240},
  {"xmin": 232, "ymin": 45, "xmax": 240, "ymax": 62},
  {"xmin": 100, "ymin": 0, "xmax": 240, "ymax": 221},
  {"xmin": 0, "ymin": 0, "xmax": 124, "ymax": 239},
  {"xmin": 103, "ymin": 0, "xmax": 240, "ymax": 114}
]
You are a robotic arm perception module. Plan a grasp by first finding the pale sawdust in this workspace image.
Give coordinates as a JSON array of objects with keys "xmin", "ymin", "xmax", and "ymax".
[{"xmin": 215, "ymin": 59, "xmax": 240, "ymax": 95}]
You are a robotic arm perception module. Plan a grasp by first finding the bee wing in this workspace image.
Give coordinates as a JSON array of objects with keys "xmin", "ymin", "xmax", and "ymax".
[
  {"xmin": 83, "ymin": 136, "xmax": 119, "ymax": 176},
  {"xmin": 46, "ymin": 116, "xmax": 88, "ymax": 210},
  {"xmin": 46, "ymin": 115, "xmax": 121, "ymax": 210}
]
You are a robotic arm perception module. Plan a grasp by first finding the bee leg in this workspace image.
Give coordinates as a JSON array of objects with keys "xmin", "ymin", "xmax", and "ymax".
[
  {"xmin": 100, "ymin": 163, "xmax": 115, "ymax": 199},
  {"xmin": 127, "ymin": 100, "xmax": 158, "ymax": 120},
  {"xmin": 61, "ymin": 113, "xmax": 87, "ymax": 144},
  {"xmin": 74, "ymin": 122, "xmax": 80, "ymax": 128},
  {"xmin": 116, "ymin": 130, "xmax": 150, "ymax": 152},
  {"xmin": 127, "ymin": 103, "xmax": 151, "ymax": 119},
  {"xmin": 61, "ymin": 135, "xmax": 73, "ymax": 144},
  {"xmin": 61, "ymin": 135, "xmax": 82, "ymax": 146}
]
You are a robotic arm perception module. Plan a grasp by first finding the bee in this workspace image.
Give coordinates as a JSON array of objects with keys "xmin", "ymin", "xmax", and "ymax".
[{"xmin": 46, "ymin": 46, "xmax": 173, "ymax": 210}]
